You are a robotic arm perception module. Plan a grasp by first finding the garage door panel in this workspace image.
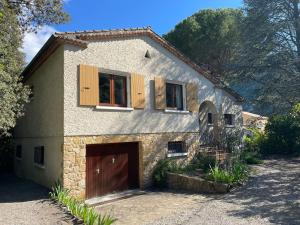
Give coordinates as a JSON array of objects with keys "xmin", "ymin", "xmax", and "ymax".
[{"xmin": 86, "ymin": 142, "xmax": 139, "ymax": 199}]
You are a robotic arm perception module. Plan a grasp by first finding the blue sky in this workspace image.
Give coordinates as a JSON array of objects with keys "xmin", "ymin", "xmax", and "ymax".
[{"xmin": 22, "ymin": 0, "xmax": 242, "ymax": 62}]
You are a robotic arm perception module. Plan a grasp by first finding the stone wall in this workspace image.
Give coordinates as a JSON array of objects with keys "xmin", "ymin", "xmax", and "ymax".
[
  {"xmin": 167, "ymin": 172, "xmax": 229, "ymax": 194},
  {"xmin": 63, "ymin": 132, "xmax": 200, "ymax": 199}
]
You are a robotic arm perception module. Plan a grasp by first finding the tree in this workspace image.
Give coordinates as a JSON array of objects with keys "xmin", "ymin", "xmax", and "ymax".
[
  {"xmin": 233, "ymin": 0, "xmax": 300, "ymax": 114},
  {"xmin": 0, "ymin": 0, "xmax": 69, "ymax": 136},
  {"xmin": 164, "ymin": 9, "xmax": 243, "ymax": 79}
]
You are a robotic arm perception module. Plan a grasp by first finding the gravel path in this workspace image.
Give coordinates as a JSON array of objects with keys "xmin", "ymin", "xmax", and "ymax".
[
  {"xmin": 97, "ymin": 158, "xmax": 300, "ymax": 225},
  {"xmin": 0, "ymin": 174, "xmax": 74, "ymax": 225}
]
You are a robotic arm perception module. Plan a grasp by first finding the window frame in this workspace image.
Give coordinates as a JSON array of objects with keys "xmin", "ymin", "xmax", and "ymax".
[
  {"xmin": 207, "ymin": 113, "xmax": 213, "ymax": 125},
  {"xmin": 15, "ymin": 145, "xmax": 22, "ymax": 160},
  {"xmin": 99, "ymin": 73, "xmax": 127, "ymax": 107},
  {"xmin": 34, "ymin": 146, "xmax": 45, "ymax": 168},
  {"xmin": 224, "ymin": 113, "xmax": 235, "ymax": 126},
  {"xmin": 165, "ymin": 80, "xmax": 186, "ymax": 111},
  {"xmin": 167, "ymin": 141, "xmax": 187, "ymax": 157}
]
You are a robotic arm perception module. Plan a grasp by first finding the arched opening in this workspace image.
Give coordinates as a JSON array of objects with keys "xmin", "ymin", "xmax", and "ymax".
[{"xmin": 199, "ymin": 101, "xmax": 219, "ymax": 146}]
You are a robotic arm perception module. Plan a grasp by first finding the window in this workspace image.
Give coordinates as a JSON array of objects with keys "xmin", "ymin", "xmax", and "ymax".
[
  {"xmin": 208, "ymin": 113, "xmax": 213, "ymax": 125},
  {"xmin": 167, "ymin": 141, "xmax": 186, "ymax": 157},
  {"xmin": 166, "ymin": 83, "xmax": 183, "ymax": 110},
  {"xmin": 34, "ymin": 146, "xmax": 44, "ymax": 166},
  {"xmin": 224, "ymin": 114, "xmax": 234, "ymax": 126},
  {"xmin": 99, "ymin": 73, "xmax": 127, "ymax": 107},
  {"xmin": 16, "ymin": 145, "xmax": 22, "ymax": 159}
]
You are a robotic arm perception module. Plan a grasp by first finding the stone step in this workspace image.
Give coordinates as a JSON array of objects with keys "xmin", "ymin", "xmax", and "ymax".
[{"xmin": 85, "ymin": 189, "xmax": 146, "ymax": 207}]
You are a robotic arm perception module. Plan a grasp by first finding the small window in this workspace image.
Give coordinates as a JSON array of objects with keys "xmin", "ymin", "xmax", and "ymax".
[
  {"xmin": 168, "ymin": 141, "xmax": 186, "ymax": 154},
  {"xmin": 16, "ymin": 145, "xmax": 22, "ymax": 159},
  {"xmin": 99, "ymin": 73, "xmax": 127, "ymax": 107},
  {"xmin": 166, "ymin": 83, "xmax": 183, "ymax": 110},
  {"xmin": 34, "ymin": 146, "xmax": 45, "ymax": 166},
  {"xmin": 224, "ymin": 114, "xmax": 234, "ymax": 126},
  {"xmin": 208, "ymin": 113, "xmax": 213, "ymax": 125}
]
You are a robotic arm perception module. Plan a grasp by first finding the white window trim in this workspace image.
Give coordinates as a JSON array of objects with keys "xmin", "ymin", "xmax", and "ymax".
[
  {"xmin": 98, "ymin": 68, "xmax": 132, "ymax": 108},
  {"xmin": 34, "ymin": 163, "xmax": 45, "ymax": 169},
  {"xmin": 95, "ymin": 106, "xmax": 134, "ymax": 111},
  {"xmin": 165, "ymin": 79, "xmax": 187, "ymax": 111},
  {"xmin": 167, "ymin": 152, "xmax": 188, "ymax": 158},
  {"xmin": 164, "ymin": 109, "xmax": 190, "ymax": 114}
]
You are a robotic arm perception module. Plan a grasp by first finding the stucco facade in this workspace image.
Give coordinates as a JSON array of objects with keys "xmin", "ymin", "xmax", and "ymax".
[
  {"xmin": 15, "ymin": 28, "xmax": 243, "ymax": 198},
  {"xmin": 14, "ymin": 46, "xmax": 64, "ymax": 188},
  {"xmin": 63, "ymin": 36, "xmax": 242, "ymax": 136}
]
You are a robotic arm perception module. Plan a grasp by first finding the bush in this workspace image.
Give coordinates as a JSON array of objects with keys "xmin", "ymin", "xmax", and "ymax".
[
  {"xmin": 191, "ymin": 152, "xmax": 216, "ymax": 172},
  {"xmin": 241, "ymin": 151, "xmax": 262, "ymax": 164},
  {"xmin": 50, "ymin": 184, "xmax": 117, "ymax": 225},
  {"xmin": 0, "ymin": 136, "xmax": 14, "ymax": 173},
  {"xmin": 261, "ymin": 115, "xmax": 300, "ymax": 155},
  {"xmin": 206, "ymin": 161, "xmax": 250, "ymax": 185},
  {"xmin": 152, "ymin": 159, "xmax": 184, "ymax": 188},
  {"xmin": 207, "ymin": 164, "xmax": 235, "ymax": 184}
]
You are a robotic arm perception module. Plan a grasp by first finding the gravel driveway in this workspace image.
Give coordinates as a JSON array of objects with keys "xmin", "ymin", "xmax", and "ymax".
[
  {"xmin": 0, "ymin": 174, "xmax": 74, "ymax": 225},
  {"xmin": 96, "ymin": 158, "xmax": 300, "ymax": 225}
]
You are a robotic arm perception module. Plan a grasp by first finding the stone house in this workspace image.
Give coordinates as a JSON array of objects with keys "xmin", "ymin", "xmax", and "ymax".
[{"xmin": 14, "ymin": 27, "xmax": 243, "ymax": 200}]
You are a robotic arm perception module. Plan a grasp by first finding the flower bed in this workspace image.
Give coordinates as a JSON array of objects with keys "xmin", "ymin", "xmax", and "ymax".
[{"xmin": 49, "ymin": 184, "xmax": 116, "ymax": 225}]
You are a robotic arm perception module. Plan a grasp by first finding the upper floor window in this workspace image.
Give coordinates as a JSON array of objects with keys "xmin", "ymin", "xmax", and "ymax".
[
  {"xmin": 208, "ymin": 113, "xmax": 213, "ymax": 125},
  {"xmin": 224, "ymin": 114, "xmax": 234, "ymax": 126},
  {"xmin": 99, "ymin": 74, "xmax": 127, "ymax": 107},
  {"xmin": 166, "ymin": 83, "xmax": 183, "ymax": 110}
]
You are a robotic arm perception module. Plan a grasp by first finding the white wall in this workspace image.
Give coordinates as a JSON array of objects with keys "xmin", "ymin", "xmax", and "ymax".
[
  {"xmin": 14, "ymin": 46, "xmax": 64, "ymax": 188},
  {"xmin": 63, "ymin": 36, "xmax": 243, "ymax": 136}
]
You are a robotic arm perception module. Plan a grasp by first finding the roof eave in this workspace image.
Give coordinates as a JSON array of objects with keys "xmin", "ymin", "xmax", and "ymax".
[{"xmin": 21, "ymin": 35, "xmax": 88, "ymax": 80}]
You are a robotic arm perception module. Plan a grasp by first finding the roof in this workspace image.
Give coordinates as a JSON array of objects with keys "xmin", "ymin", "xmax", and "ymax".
[
  {"xmin": 21, "ymin": 27, "xmax": 243, "ymax": 102},
  {"xmin": 242, "ymin": 111, "xmax": 268, "ymax": 119}
]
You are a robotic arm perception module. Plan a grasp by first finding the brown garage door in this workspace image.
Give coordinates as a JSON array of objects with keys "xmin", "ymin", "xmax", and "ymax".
[{"xmin": 86, "ymin": 142, "xmax": 139, "ymax": 199}]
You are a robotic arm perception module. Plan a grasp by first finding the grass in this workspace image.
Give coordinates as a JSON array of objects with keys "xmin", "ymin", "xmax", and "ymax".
[{"xmin": 49, "ymin": 184, "xmax": 117, "ymax": 225}]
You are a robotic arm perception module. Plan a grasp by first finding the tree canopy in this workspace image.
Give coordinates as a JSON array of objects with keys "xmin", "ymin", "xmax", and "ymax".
[
  {"xmin": 0, "ymin": 0, "xmax": 69, "ymax": 136},
  {"xmin": 164, "ymin": 5, "xmax": 300, "ymax": 115},
  {"xmin": 164, "ymin": 9, "xmax": 243, "ymax": 79},
  {"xmin": 233, "ymin": 0, "xmax": 300, "ymax": 114}
]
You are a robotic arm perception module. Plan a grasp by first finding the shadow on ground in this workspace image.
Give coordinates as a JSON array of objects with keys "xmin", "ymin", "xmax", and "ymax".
[
  {"xmin": 216, "ymin": 158, "xmax": 300, "ymax": 225},
  {"xmin": 0, "ymin": 173, "xmax": 50, "ymax": 203}
]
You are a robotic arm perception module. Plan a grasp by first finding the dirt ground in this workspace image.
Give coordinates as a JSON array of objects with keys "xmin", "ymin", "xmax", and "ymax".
[
  {"xmin": 95, "ymin": 158, "xmax": 300, "ymax": 225},
  {"xmin": 0, "ymin": 174, "xmax": 74, "ymax": 225}
]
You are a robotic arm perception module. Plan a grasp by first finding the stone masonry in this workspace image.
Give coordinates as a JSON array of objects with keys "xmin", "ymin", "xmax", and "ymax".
[{"xmin": 63, "ymin": 132, "xmax": 200, "ymax": 199}]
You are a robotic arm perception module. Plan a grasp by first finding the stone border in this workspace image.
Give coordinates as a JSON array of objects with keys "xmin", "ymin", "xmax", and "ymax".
[{"xmin": 167, "ymin": 172, "xmax": 230, "ymax": 194}]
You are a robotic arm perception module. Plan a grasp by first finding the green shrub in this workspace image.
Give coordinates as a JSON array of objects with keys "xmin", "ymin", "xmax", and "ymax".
[
  {"xmin": 152, "ymin": 159, "xmax": 184, "ymax": 188},
  {"xmin": 231, "ymin": 162, "xmax": 250, "ymax": 183},
  {"xmin": 206, "ymin": 161, "xmax": 250, "ymax": 185},
  {"xmin": 241, "ymin": 151, "xmax": 262, "ymax": 164},
  {"xmin": 207, "ymin": 164, "xmax": 235, "ymax": 184},
  {"xmin": 261, "ymin": 115, "xmax": 300, "ymax": 155},
  {"xmin": 243, "ymin": 128, "xmax": 266, "ymax": 153},
  {"xmin": 0, "ymin": 136, "xmax": 14, "ymax": 173},
  {"xmin": 191, "ymin": 152, "xmax": 216, "ymax": 172},
  {"xmin": 49, "ymin": 184, "xmax": 117, "ymax": 225}
]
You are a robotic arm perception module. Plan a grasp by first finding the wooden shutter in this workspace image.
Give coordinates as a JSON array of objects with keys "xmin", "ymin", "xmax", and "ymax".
[
  {"xmin": 186, "ymin": 83, "xmax": 199, "ymax": 112},
  {"xmin": 131, "ymin": 73, "xmax": 145, "ymax": 109},
  {"xmin": 155, "ymin": 76, "xmax": 166, "ymax": 110},
  {"xmin": 79, "ymin": 64, "xmax": 99, "ymax": 106}
]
